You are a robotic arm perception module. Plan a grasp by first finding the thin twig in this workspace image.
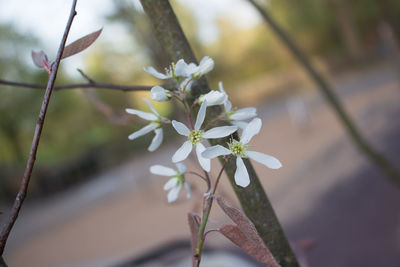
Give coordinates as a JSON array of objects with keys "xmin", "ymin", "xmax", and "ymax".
[
  {"xmin": 0, "ymin": 0, "xmax": 78, "ymax": 256},
  {"xmin": 76, "ymin": 69, "xmax": 131, "ymax": 125},
  {"xmin": 77, "ymin": 68, "xmax": 95, "ymax": 83},
  {"xmin": 0, "ymin": 79, "xmax": 152, "ymax": 92},
  {"xmin": 212, "ymin": 159, "xmax": 229, "ymax": 195}
]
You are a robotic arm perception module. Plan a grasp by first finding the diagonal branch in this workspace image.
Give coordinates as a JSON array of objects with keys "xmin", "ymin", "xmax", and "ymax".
[
  {"xmin": 0, "ymin": 79, "xmax": 152, "ymax": 92},
  {"xmin": 0, "ymin": 0, "xmax": 78, "ymax": 256},
  {"xmin": 247, "ymin": 0, "xmax": 400, "ymax": 186}
]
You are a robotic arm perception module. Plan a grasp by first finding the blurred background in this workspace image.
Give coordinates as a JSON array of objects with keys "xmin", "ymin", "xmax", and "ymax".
[{"xmin": 0, "ymin": 0, "xmax": 399, "ymax": 266}]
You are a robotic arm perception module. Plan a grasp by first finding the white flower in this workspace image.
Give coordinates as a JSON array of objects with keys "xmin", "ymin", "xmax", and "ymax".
[
  {"xmin": 171, "ymin": 100, "xmax": 238, "ymax": 172},
  {"xmin": 199, "ymin": 90, "xmax": 228, "ymax": 107},
  {"xmin": 126, "ymin": 99, "xmax": 164, "ymax": 152},
  {"xmin": 174, "ymin": 56, "xmax": 214, "ymax": 79},
  {"xmin": 219, "ymin": 81, "xmax": 257, "ymax": 129},
  {"xmin": 150, "ymin": 86, "xmax": 171, "ymax": 102},
  {"xmin": 145, "ymin": 57, "xmax": 214, "ymax": 81},
  {"xmin": 150, "ymin": 163, "xmax": 190, "ymax": 203},
  {"xmin": 202, "ymin": 118, "xmax": 282, "ymax": 187}
]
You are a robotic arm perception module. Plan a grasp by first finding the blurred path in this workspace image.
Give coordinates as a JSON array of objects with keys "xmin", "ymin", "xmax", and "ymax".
[{"xmin": 2, "ymin": 63, "xmax": 400, "ymax": 267}]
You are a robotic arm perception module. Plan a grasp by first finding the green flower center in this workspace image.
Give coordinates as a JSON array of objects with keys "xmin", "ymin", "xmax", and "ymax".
[
  {"xmin": 189, "ymin": 130, "xmax": 203, "ymax": 144},
  {"xmin": 165, "ymin": 62, "xmax": 175, "ymax": 78},
  {"xmin": 228, "ymin": 140, "xmax": 248, "ymax": 158},
  {"xmin": 173, "ymin": 173, "xmax": 185, "ymax": 184}
]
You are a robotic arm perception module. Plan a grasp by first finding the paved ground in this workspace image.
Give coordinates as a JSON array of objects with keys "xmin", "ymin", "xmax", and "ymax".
[{"xmin": 2, "ymin": 63, "xmax": 400, "ymax": 266}]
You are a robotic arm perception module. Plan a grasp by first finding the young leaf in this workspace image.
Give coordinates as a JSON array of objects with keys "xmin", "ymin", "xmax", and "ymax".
[
  {"xmin": 31, "ymin": 50, "xmax": 49, "ymax": 68},
  {"xmin": 188, "ymin": 212, "xmax": 200, "ymax": 267},
  {"xmin": 216, "ymin": 197, "xmax": 280, "ymax": 266},
  {"xmin": 216, "ymin": 197, "xmax": 259, "ymax": 242},
  {"xmin": 219, "ymin": 224, "xmax": 280, "ymax": 267},
  {"xmin": 61, "ymin": 28, "xmax": 102, "ymax": 59}
]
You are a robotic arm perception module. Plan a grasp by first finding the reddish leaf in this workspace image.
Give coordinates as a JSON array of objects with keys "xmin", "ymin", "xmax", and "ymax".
[
  {"xmin": 220, "ymin": 224, "xmax": 280, "ymax": 267},
  {"xmin": 188, "ymin": 212, "xmax": 200, "ymax": 267},
  {"xmin": 216, "ymin": 197, "xmax": 280, "ymax": 266},
  {"xmin": 216, "ymin": 197, "xmax": 259, "ymax": 242},
  {"xmin": 61, "ymin": 28, "xmax": 102, "ymax": 59},
  {"xmin": 31, "ymin": 50, "xmax": 49, "ymax": 68}
]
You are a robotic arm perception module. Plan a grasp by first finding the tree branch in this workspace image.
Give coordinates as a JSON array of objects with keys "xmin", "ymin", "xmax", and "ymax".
[
  {"xmin": 0, "ymin": 79, "xmax": 152, "ymax": 92},
  {"xmin": 140, "ymin": 1, "xmax": 299, "ymax": 266},
  {"xmin": 247, "ymin": 0, "xmax": 400, "ymax": 186},
  {"xmin": 0, "ymin": 0, "xmax": 78, "ymax": 256}
]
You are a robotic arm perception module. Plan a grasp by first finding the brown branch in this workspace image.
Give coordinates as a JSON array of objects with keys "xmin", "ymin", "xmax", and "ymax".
[
  {"xmin": 0, "ymin": 79, "xmax": 152, "ymax": 92},
  {"xmin": 0, "ymin": 0, "xmax": 78, "ymax": 256}
]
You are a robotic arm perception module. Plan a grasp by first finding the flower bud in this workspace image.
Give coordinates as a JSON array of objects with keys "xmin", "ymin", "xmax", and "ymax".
[
  {"xmin": 199, "ymin": 91, "xmax": 227, "ymax": 106},
  {"xmin": 150, "ymin": 86, "xmax": 171, "ymax": 102}
]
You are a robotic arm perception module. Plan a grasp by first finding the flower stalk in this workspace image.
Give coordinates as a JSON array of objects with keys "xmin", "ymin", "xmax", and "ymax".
[{"xmin": 194, "ymin": 159, "xmax": 228, "ymax": 267}]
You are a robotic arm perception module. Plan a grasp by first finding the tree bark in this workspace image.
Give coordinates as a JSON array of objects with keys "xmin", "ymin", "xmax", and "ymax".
[{"xmin": 140, "ymin": 1, "xmax": 299, "ymax": 266}]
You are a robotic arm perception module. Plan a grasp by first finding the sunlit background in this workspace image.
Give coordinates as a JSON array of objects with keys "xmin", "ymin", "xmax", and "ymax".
[{"xmin": 0, "ymin": 0, "xmax": 399, "ymax": 266}]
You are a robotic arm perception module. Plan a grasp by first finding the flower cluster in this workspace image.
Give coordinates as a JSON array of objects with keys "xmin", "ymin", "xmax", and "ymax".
[{"xmin": 126, "ymin": 57, "xmax": 281, "ymax": 202}]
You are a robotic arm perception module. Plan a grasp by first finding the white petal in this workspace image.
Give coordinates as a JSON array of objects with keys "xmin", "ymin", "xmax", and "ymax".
[
  {"xmin": 126, "ymin": 108, "xmax": 158, "ymax": 121},
  {"xmin": 196, "ymin": 143, "xmax": 210, "ymax": 172},
  {"xmin": 150, "ymin": 86, "xmax": 170, "ymax": 102},
  {"xmin": 241, "ymin": 118, "xmax": 262, "ymax": 144},
  {"xmin": 186, "ymin": 63, "xmax": 198, "ymax": 76},
  {"xmin": 195, "ymin": 100, "xmax": 207, "ymax": 130},
  {"xmin": 231, "ymin": 120, "xmax": 248, "ymax": 130},
  {"xmin": 185, "ymin": 181, "xmax": 191, "ymax": 199},
  {"xmin": 203, "ymin": 126, "xmax": 238, "ymax": 139},
  {"xmin": 247, "ymin": 151, "xmax": 282, "ymax": 169},
  {"xmin": 164, "ymin": 177, "xmax": 179, "ymax": 190},
  {"xmin": 167, "ymin": 183, "xmax": 182, "ymax": 203},
  {"xmin": 224, "ymin": 100, "xmax": 232, "ymax": 113},
  {"xmin": 172, "ymin": 141, "xmax": 193, "ymax": 163},
  {"xmin": 202, "ymin": 145, "xmax": 231, "ymax": 159},
  {"xmin": 128, "ymin": 124, "xmax": 158, "ymax": 140},
  {"xmin": 176, "ymin": 162, "xmax": 187, "ymax": 173},
  {"xmin": 235, "ymin": 157, "xmax": 250, "ymax": 187},
  {"xmin": 151, "ymin": 165, "xmax": 176, "ymax": 176},
  {"xmin": 163, "ymin": 177, "xmax": 179, "ymax": 190},
  {"xmin": 196, "ymin": 56, "xmax": 214, "ymax": 76},
  {"xmin": 218, "ymin": 81, "xmax": 226, "ymax": 94},
  {"xmin": 148, "ymin": 128, "xmax": 163, "ymax": 152},
  {"xmin": 230, "ymin": 107, "xmax": 257, "ymax": 121},
  {"xmin": 172, "ymin": 120, "xmax": 190, "ymax": 136},
  {"xmin": 144, "ymin": 66, "xmax": 169, "ymax": 79},
  {"xmin": 199, "ymin": 91, "xmax": 227, "ymax": 106},
  {"xmin": 143, "ymin": 99, "xmax": 160, "ymax": 117},
  {"xmin": 174, "ymin": 59, "xmax": 189, "ymax": 77}
]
